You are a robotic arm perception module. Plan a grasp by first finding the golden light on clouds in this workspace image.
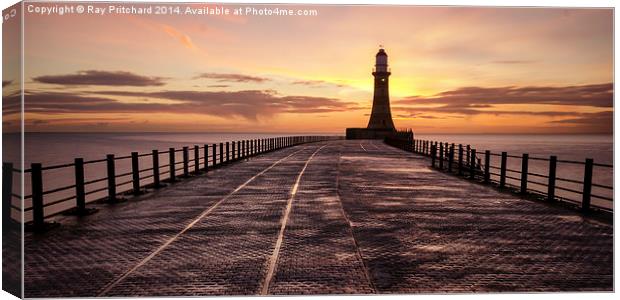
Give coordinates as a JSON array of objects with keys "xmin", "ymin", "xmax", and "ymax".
[{"xmin": 3, "ymin": 4, "xmax": 611, "ymax": 134}]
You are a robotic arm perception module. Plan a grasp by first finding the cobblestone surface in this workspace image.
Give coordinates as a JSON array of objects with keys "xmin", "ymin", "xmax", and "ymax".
[
  {"xmin": 339, "ymin": 140, "xmax": 613, "ymax": 293},
  {"xmin": 268, "ymin": 142, "xmax": 374, "ymax": 295},
  {"xmin": 23, "ymin": 140, "xmax": 613, "ymax": 297}
]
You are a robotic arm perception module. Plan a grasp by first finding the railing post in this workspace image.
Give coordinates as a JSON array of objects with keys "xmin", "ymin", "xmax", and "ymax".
[
  {"xmin": 500, "ymin": 152, "xmax": 507, "ymax": 188},
  {"xmin": 470, "ymin": 149, "xmax": 476, "ymax": 179},
  {"xmin": 152, "ymin": 150, "xmax": 160, "ymax": 187},
  {"xmin": 3, "ymin": 163, "xmax": 13, "ymax": 228},
  {"xmin": 520, "ymin": 154, "xmax": 529, "ymax": 194},
  {"xmin": 219, "ymin": 143, "xmax": 224, "ymax": 165},
  {"xmin": 107, "ymin": 154, "xmax": 117, "ymax": 202},
  {"xmin": 547, "ymin": 156, "xmax": 557, "ymax": 202},
  {"xmin": 232, "ymin": 141, "xmax": 236, "ymax": 161},
  {"xmin": 466, "ymin": 145, "xmax": 471, "ymax": 166},
  {"xmin": 226, "ymin": 142, "xmax": 230, "ymax": 162},
  {"xmin": 431, "ymin": 144, "xmax": 437, "ymax": 167},
  {"xmin": 458, "ymin": 144, "xmax": 463, "ymax": 175},
  {"xmin": 31, "ymin": 163, "xmax": 44, "ymax": 230},
  {"xmin": 212, "ymin": 144, "xmax": 217, "ymax": 167},
  {"xmin": 484, "ymin": 150, "xmax": 491, "ymax": 183},
  {"xmin": 73, "ymin": 158, "xmax": 86, "ymax": 214},
  {"xmin": 582, "ymin": 158, "xmax": 593, "ymax": 212},
  {"xmin": 194, "ymin": 145, "xmax": 200, "ymax": 173},
  {"xmin": 131, "ymin": 152, "xmax": 141, "ymax": 195},
  {"xmin": 448, "ymin": 144, "xmax": 454, "ymax": 173},
  {"xmin": 203, "ymin": 145, "xmax": 209, "ymax": 171},
  {"xmin": 439, "ymin": 143, "xmax": 444, "ymax": 170},
  {"xmin": 182, "ymin": 147, "xmax": 189, "ymax": 177},
  {"xmin": 169, "ymin": 148, "xmax": 176, "ymax": 182}
]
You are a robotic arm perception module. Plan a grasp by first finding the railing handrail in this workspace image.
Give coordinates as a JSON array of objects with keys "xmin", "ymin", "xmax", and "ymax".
[
  {"xmin": 384, "ymin": 137, "xmax": 613, "ymax": 214},
  {"xmin": 3, "ymin": 135, "xmax": 343, "ymax": 231}
]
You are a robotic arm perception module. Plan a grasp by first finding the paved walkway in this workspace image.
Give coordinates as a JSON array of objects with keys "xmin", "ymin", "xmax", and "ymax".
[{"xmin": 24, "ymin": 140, "xmax": 613, "ymax": 297}]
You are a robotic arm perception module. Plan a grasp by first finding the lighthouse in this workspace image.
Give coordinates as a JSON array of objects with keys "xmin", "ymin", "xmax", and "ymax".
[
  {"xmin": 367, "ymin": 48, "xmax": 396, "ymax": 130},
  {"xmin": 346, "ymin": 47, "xmax": 408, "ymax": 140}
]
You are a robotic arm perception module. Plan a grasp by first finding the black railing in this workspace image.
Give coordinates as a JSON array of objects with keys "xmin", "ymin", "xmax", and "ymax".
[
  {"xmin": 3, "ymin": 136, "xmax": 341, "ymax": 231},
  {"xmin": 385, "ymin": 137, "xmax": 613, "ymax": 213}
]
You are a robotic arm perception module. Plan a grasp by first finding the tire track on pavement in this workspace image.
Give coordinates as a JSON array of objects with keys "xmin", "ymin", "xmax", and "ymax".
[{"xmin": 97, "ymin": 146, "xmax": 309, "ymax": 296}]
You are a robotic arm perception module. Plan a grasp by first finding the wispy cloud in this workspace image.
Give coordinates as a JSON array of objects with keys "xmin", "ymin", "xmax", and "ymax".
[
  {"xmin": 393, "ymin": 82, "xmax": 613, "ymax": 133},
  {"xmin": 396, "ymin": 83, "xmax": 612, "ymax": 108},
  {"xmin": 161, "ymin": 24, "xmax": 196, "ymax": 50},
  {"xmin": 546, "ymin": 111, "xmax": 612, "ymax": 133},
  {"xmin": 194, "ymin": 73, "xmax": 271, "ymax": 83},
  {"xmin": 33, "ymin": 70, "xmax": 167, "ymax": 86},
  {"xmin": 292, "ymin": 80, "xmax": 346, "ymax": 88},
  {"xmin": 19, "ymin": 89, "xmax": 361, "ymax": 121},
  {"xmin": 491, "ymin": 60, "xmax": 537, "ymax": 64}
]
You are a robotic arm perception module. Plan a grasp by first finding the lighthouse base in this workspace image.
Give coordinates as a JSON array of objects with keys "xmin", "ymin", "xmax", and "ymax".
[{"xmin": 345, "ymin": 128, "xmax": 412, "ymax": 140}]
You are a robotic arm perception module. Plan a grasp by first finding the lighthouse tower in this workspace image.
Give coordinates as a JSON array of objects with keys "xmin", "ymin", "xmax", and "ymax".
[
  {"xmin": 367, "ymin": 48, "xmax": 396, "ymax": 130},
  {"xmin": 346, "ymin": 47, "xmax": 410, "ymax": 140}
]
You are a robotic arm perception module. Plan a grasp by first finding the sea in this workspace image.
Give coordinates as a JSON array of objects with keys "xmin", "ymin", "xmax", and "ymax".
[{"xmin": 2, "ymin": 133, "xmax": 613, "ymax": 221}]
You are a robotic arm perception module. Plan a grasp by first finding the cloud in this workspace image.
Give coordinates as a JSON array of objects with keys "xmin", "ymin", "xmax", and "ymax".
[
  {"xmin": 194, "ymin": 73, "xmax": 271, "ymax": 83},
  {"xmin": 292, "ymin": 80, "xmax": 346, "ymax": 88},
  {"xmin": 396, "ymin": 83, "xmax": 613, "ymax": 108},
  {"xmin": 33, "ymin": 70, "xmax": 167, "ymax": 86},
  {"xmin": 393, "ymin": 105, "xmax": 587, "ymax": 117},
  {"xmin": 392, "ymin": 83, "xmax": 613, "ymax": 133},
  {"xmin": 207, "ymin": 84, "xmax": 230, "ymax": 88},
  {"xmin": 21, "ymin": 89, "xmax": 361, "ymax": 120},
  {"xmin": 547, "ymin": 111, "xmax": 612, "ymax": 133},
  {"xmin": 2, "ymin": 91, "xmax": 21, "ymax": 116},
  {"xmin": 396, "ymin": 113, "xmax": 462, "ymax": 120},
  {"xmin": 161, "ymin": 24, "xmax": 196, "ymax": 50},
  {"xmin": 2, "ymin": 80, "xmax": 12, "ymax": 87},
  {"xmin": 491, "ymin": 60, "xmax": 537, "ymax": 64}
]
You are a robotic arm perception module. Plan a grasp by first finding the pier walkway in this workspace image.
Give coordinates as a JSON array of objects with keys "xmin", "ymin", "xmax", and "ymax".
[{"xmin": 24, "ymin": 140, "xmax": 613, "ymax": 297}]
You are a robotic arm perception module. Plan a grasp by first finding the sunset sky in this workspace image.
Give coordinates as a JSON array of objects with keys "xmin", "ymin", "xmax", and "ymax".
[{"xmin": 2, "ymin": 3, "xmax": 613, "ymax": 133}]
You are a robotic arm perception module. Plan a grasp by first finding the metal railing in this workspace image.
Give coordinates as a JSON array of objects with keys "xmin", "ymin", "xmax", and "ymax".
[
  {"xmin": 385, "ymin": 137, "xmax": 613, "ymax": 213},
  {"xmin": 3, "ymin": 136, "xmax": 341, "ymax": 232}
]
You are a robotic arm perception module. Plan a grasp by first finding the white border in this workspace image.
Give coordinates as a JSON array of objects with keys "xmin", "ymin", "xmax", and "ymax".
[{"xmin": 0, "ymin": 1, "xmax": 616, "ymax": 300}]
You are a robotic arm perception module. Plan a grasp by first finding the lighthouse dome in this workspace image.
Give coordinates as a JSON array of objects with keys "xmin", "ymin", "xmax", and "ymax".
[{"xmin": 375, "ymin": 48, "xmax": 388, "ymax": 72}]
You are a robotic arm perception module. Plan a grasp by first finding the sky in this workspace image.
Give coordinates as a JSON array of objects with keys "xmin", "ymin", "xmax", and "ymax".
[{"xmin": 2, "ymin": 3, "xmax": 613, "ymax": 133}]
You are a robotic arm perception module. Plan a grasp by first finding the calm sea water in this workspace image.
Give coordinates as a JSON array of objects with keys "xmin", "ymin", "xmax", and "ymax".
[
  {"xmin": 2, "ymin": 132, "xmax": 613, "ymax": 220},
  {"xmin": 416, "ymin": 134, "xmax": 613, "ymax": 209}
]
